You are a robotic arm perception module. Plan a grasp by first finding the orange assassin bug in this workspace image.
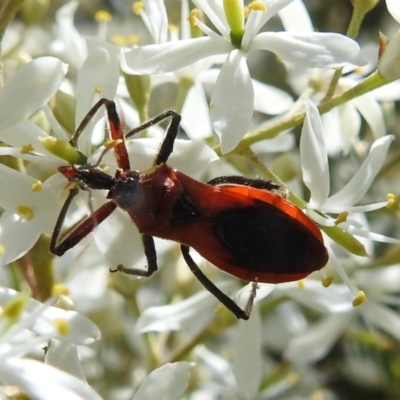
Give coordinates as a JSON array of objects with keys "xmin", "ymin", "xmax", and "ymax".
[{"xmin": 50, "ymin": 99, "xmax": 328, "ymax": 320}]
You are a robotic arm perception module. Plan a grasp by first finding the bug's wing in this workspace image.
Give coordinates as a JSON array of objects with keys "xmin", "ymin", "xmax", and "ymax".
[{"xmin": 157, "ymin": 173, "xmax": 328, "ymax": 283}]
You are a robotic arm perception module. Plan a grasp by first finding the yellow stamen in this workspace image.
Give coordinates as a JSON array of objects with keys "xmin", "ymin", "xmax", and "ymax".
[
  {"xmin": 94, "ymin": 86, "xmax": 102, "ymax": 94},
  {"xmin": 132, "ymin": 1, "xmax": 144, "ymax": 15},
  {"xmin": 52, "ymin": 284, "xmax": 70, "ymax": 296},
  {"xmin": 0, "ymin": 294, "xmax": 28, "ymax": 320},
  {"xmin": 32, "ymin": 181, "xmax": 42, "ymax": 192},
  {"xmin": 0, "ymin": 243, "xmax": 4, "ymax": 256},
  {"xmin": 104, "ymin": 139, "xmax": 123, "ymax": 149},
  {"xmin": 248, "ymin": 1, "xmax": 267, "ymax": 12},
  {"xmin": 322, "ymin": 276, "xmax": 334, "ymax": 287},
  {"xmin": 387, "ymin": 193, "xmax": 397, "ymax": 208},
  {"xmin": 17, "ymin": 205, "xmax": 34, "ymax": 221},
  {"xmin": 20, "ymin": 144, "xmax": 34, "ymax": 154},
  {"xmin": 297, "ymin": 280, "xmax": 305, "ymax": 289},
  {"xmin": 53, "ymin": 319, "xmax": 70, "ymax": 336},
  {"xmin": 188, "ymin": 9, "xmax": 198, "ymax": 27},
  {"xmin": 95, "ymin": 10, "xmax": 112, "ymax": 23},
  {"xmin": 112, "ymin": 35, "xmax": 128, "ymax": 46},
  {"xmin": 352, "ymin": 290, "xmax": 366, "ymax": 307}
]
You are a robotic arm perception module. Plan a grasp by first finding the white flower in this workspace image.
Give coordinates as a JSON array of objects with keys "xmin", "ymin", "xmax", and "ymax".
[
  {"xmin": 300, "ymin": 98, "xmax": 393, "ymax": 215},
  {"xmin": 0, "ymin": 287, "xmax": 101, "ymax": 399},
  {"xmin": 122, "ymin": 0, "xmax": 366, "ymax": 153},
  {"xmin": 281, "ymin": 264, "xmax": 400, "ymax": 364},
  {"xmin": 299, "ymin": 98, "xmax": 399, "ymax": 297}
]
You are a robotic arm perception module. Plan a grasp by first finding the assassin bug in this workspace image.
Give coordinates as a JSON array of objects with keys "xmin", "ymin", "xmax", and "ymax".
[{"xmin": 50, "ymin": 98, "xmax": 328, "ymax": 320}]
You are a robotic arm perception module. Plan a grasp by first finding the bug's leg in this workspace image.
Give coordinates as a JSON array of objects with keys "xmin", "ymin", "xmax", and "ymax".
[
  {"xmin": 208, "ymin": 176, "xmax": 281, "ymax": 192},
  {"xmin": 70, "ymin": 98, "xmax": 111, "ymax": 147},
  {"xmin": 50, "ymin": 189, "xmax": 117, "ymax": 256},
  {"xmin": 69, "ymin": 98, "xmax": 131, "ymax": 171},
  {"xmin": 244, "ymin": 282, "xmax": 258, "ymax": 316},
  {"xmin": 113, "ymin": 234, "xmax": 158, "ymax": 277},
  {"xmin": 180, "ymin": 245, "xmax": 250, "ymax": 320},
  {"xmin": 103, "ymin": 100, "xmax": 130, "ymax": 171},
  {"xmin": 124, "ymin": 110, "xmax": 181, "ymax": 166}
]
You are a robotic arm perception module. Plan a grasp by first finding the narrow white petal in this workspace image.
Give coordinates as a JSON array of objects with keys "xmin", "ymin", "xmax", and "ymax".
[
  {"xmin": 142, "ymin": 0, "xmax": 168, "ymax": 43},
  {"xmin": 0, "ymin": 212, "xmax": 40, "ymax": 266},
  {"xmin": 0, "ymin": 57, "xmax": 67, "ymax": 131},
  {"xmin": 244, "ymin": 0, "xmax": 294, "ymax": 44},
  {"xmin": 233, "ymin": 309, "xmax": 262, "ymax": 399},
  {"xmin": 278, "ymin": 0, "xmax": 313, "ymax": 32},
  {"xmin": 352, "ymin": 93, "xmax": 386, "ymax": 139},
  {"xmin": 253, "ymin": 80, "xmax": 293, "ymax": 114},
  {"xmin": 181, "ymin": 84, "xmax": 212, "ymax": 140},
  {"xmin": 386, "ymin": 0, "xmax": 400, "ymax": 24},
  {"xmin": 93, "ymin": 206, "xmax": 146, "ymax": 270},
  {"xmin": 192, "ymin": 0, "xmax": 229, "ymax": 37},
  {"xmin": 300, "ymin": 98, "xmax": 330, "ymax": 208},
  {"xmin": 211, "ymin": 50, "xmax": 254, "ymax": 153},
  {"xmin": 364, "ymin": 301, "xmax": 400, "ymax": 341},
  {"xmin": 133, "ymin": 362, "xmax": 192, "ymax": 400},
  {"xmin": 336, "ymin": 102, "xmax": 361, "ymax": 154},
  {"xmin": 121, "ymin": 37, "xmax": 231, "ymax": 74},
  {"xmin": 251, "ymin": 32, "xmax": 366, "ymax": 67},
  {"xmin": 285, "ymin": 313, "xmax": 354, "ymax": 363},
  {"xmin": 278, "ymin": 281, "xmax": 354, "ymax": 313},
  {"xmin": 75, "ymin": 39, "xmax": 120, "ymax": 155},
  {"xmin": 55, "ymin": 0, "xmax": 87, "ymax": 69},
  {"xmin": 0, "ymin": 358, "xmax": 101, "ymax": 400},
  {"xmin": 136, "ymin": 289, "xmax": 221, "ymax": 333},
  {"xmin": 45, "ymin": 341, "xmax": 86, "ymax": 381},
  {"xmin": 323, "ymin": 135, "xmax": 394, "ymax": 208}
]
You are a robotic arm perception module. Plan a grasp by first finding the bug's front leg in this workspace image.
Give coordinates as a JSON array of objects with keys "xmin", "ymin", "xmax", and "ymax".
[
  {"xmin": 50, "ymin": 188, "xmax": 117, "ymax": 256},
  {"xmin": 112, "ymin": 234, "xmax": 158, "ymax": 277}
]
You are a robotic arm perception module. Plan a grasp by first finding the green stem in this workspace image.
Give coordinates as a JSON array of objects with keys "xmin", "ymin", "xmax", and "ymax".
[{"xmin": 233, "ymin": 71, "xmax": 388, "ymax": 154}]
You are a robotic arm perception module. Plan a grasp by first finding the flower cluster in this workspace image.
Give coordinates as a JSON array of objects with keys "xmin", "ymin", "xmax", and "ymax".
[{"xmin": 0, "ymin": 0, "xmax": 400, "ymax": 398}]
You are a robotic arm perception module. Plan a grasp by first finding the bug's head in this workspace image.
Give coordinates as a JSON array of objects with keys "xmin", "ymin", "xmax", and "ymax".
[{"xmin": 58, "ymin": 164, "xmax": 114, "ymax": 191}]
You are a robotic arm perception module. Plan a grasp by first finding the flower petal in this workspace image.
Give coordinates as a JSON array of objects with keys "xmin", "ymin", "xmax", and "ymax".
[
  {"xmin": 251, "ymin": 32, "xmax": 366, "ymax": 67},
  {"xmin": 181, "ymin": 84, "xmax": 212, "ymax": 140},
  {"xmin": 300, "ymin": 98, "xmax": 330, "ymax": 208},
  {"xmin": 386, "ymin": 0, "xmax": 400, "ymax": 24},
  {"xmin": 142, "ymin": 0, "xmax": 168, "ymax": 43},
  {"xmin": 211, "ymin": 50, "xmax": 253, "ymax": 153},
  {"xmin": 121, "ymin": 37, "xmax": 231, "ymax": 74},
  {"xmin": 132, "ymin": 362, "xmax": 192, "ymax": 400},
  {"xmin": 45, "ymin": 341, "xmax": 86, "ymax": 381},
  {"xmin": 352, "ymin": 93, "xmax": 386, "ymax": 139},
  {"xmin": 323, "ymin": 135, "xmax": 394, "ymax": 209},
  {"xmin": 0, "ymin": 212, "xmax": 40, "ymax": 266},
  {"xmin": 0, "ymin": 57, "xmax": 67, "ymax": 131},
  {"xmin": 55, "ymin": 0, "xmax": 87, "ymax": 69},
  {"xmin": 232, "ymin": 308, "xmax": 262, "ymax": 399},
  {"xmin": 136, "ymin": 288, "xmax": 221, "ymax": 333},
  {"xmin": 0, "ymin": 358, "xmax": 101, "ymax": 400},
  {"xmin": 75, "ymin": 39, "xmax": 120, "ymax": 155},
  {"xmin": 284, "ymin": 313, "xmax": 354, "ymax": 363},
  {"xmin": 253, "ymin": 80, "xmax": 293, "ymax": 115},
  {"xmin": 278, "ymin": 0, "xmax": 313, "ymax": 32},
  {"xmin": 363, "ymin": 301, "xmax": 400, "ymax": 341}
]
